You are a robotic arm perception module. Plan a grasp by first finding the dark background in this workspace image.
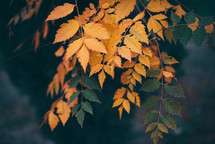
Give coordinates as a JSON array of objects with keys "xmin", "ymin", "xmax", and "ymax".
[{"xmin": 0, "ymin": 0, "xmax": 215, "ymax": 144}]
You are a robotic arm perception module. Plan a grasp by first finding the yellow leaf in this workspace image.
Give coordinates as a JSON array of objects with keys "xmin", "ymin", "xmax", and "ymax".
[
  {"xmin": 153, "ymin": 14, "xmax": 167, "ymax": 20},
  {"xmin": 147, "ymin": 17, "xmax": 164, "ymax": 40},
  {"xmin": 48, "ymin": 111, "xmax": 59, "ymax": 131},
  {"xmin": 89, "ymin": 51, "xmax": 103, "ymax": 66},
  {"xmin": 55, "ymin": 46, "xmax": 65, "ymax": 57},
  {"xmin": 124, "ymin": 35, "xmax": 142, "ymax": 54},
  {"xmin": 160, "ymin": 20, "xmax": 169, "ymax": 28},
  {"xmin": 118, "ymin": 46, "xmax": 131, "ymax": 61},
  {"xmin": 112, "ymin": 98, "xmax": 124, "ymax": 107},
  {"xmin": 54, "ymin": 20, "xmax": 79, "ymax": 43},
  {"xmin": 188, "ymin": 18, "xmax": 199, "ymax": 31},
  {"xmin": 130, "ymin": 77, "xmax": 136, "ymax": 86},
  {"xmin": 84, "ymin": 38, "xmax": 107, "ymax": 53},
  {"xmin": 90, "ymin": 64, "xmax": 103, "ymax": 76},
  {"xmin": 142, "ymin": 47, "xmax": 152, "ymax": 57},
  {"xmin": 118, "ymin": 19, "xmax": 134, "ymax": 34},
  {"xmin": 133, "ymin": 10, "xmax": 145, "ymax": 22},
  {"xmin": 147, "ymin": 0, "xmax": 172, "ymax": 12},
  {"xmin": 83, "ymin": 22, "xmax": 110, "ymax": 39},
  {"xmin": 99, "ymin": 0, "xmax": 119, "ymax": 8},
  {"xmin": 115, "ymin": 0, "xmax": 136, "ymax": 22},
  {"xmin": 130, "ymin": 21, "xmax": 149, "ymax": 44},
  {"xmin": 93, "ymin": 10, "xmax": 105, "ymax": 22},
  {"xmin": 65, "ymin": 38, "xmax": 83, "ymax": 60},
  {"xmin": 134, "ymin": 63, "xmax": 146, "ymax": 77},
  {"xmin": 118, "ymin": 105, "xmax": 123, "ymax": 120},
  {"xmin": 139, "ymin": 55, "xmax": 150, "ymax": 68},
  {"xmin": 114, "ymin": 56, "xmax": 122, "ymax": 67},
  {"xmin": 132, "ymin": 71, "xmax": 142, "ymax": 83},
  {"xmin": 123, "ymin": 100, "xmax": 130, "ymax": 114},
  {"xmin": 113, "ymin": 87, "xmax": 127, "ymax": 100},
  {"xmin": 127, "ymin": 90, "xmax": 135, "ymax": 103},
  {"xmin": 132, "ymin": 92, "xmax": 140, "ymax": 107},
  {"xmin": 163, "ymin": 71, "xmax": 174, "ymax": 78},
  {"xmin": 174, "ymin": 5, "xmax": 186, "ymax": 18},
  {"xmin": 65, "ymin": 88, "xmax": 77, "ymax": 102},
  {"xmin": 56, "ymin": 100, "xmax": 71, "ymax": 126},
  {"xmin": 98, "ymin": 70, "xmax": 106, "ymax": 89},
  {"xmin": 205, "ymin": 24, "xmax": 214, "ymax": 33},
  {"xmin": 46, "ymin": 3, "xmax": 75, "ymax": 21},
  {"xmin": 77, "ymin": 45, "xmax": 89, "ymax": 72}
]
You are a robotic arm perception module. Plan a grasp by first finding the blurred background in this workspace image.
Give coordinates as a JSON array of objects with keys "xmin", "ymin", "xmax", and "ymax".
[{"xmin": 0, "ymin": 0, "xmax": 215, "ymax": 144}]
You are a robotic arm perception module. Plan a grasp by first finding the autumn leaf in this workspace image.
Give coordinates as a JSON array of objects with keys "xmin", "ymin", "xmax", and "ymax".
[
  {"xmin": 124, "ymin": 35, "xmax": 142, "ymax": 54},
  {"xmin": 122, "ymin": 99, "xmax": 130, "ymax": 114},
  {"xmin": 84, "ymin": 22, "xmax": 110, "ymax": 39},
  {"xmin": 118, "ymin": 46, "xmax": 132, "ymax": 61},
  {"xmin": 113, "ymin": 87, "xmax": 127, "ymax": 100},
  {"xmin": 77, "ymin": 45, "xmax": 89, "ymax": 72},
  {"xmin": 65, "ymin": 38, "xmax": 83, "ymax": 60},
  {"xmin": 84, "ymin": 38, "xmax": 107, "ymax": 53},
  {"xmin": 46, "ymin": 3, "xmax": 75, "ymax": 21},
  {"xmin": 54, "ymin": 20, "xmax": 79, "ymax": 43},
  {"xmin": 130, "ymin": 21, "xmax": 148, "ymax": 44},
  {"xmin": 112, "ymin": 98, "xmax": 124, "ymax": 107},
  {"xmin": 115, "ymin": 0, "xmax": 136, "ymax": 22},
  {"xmin": 98, "ymin": 70, "xmax": 106, "ymax": 89},
  {"xmin": 48, "ymin": 111, "xmax": 59, "ymax": 131},
  {"xmin": 134, "ymin": 63, "xmax": 146, "ymax": 77},
  {"xmin": 56, "ymin": 100, "xmax": 71, "ymax": 126}
]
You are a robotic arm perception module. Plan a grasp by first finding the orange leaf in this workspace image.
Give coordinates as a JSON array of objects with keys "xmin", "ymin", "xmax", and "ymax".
[
  {"xmin": 118, "ymin": 105, "xmax": 123, "ymax": 120},
  {"xmin": 113, "ymin": 87, "xmax": 127, "ymax": 100},
  {"xmin": 54, "ymin": 20, "xmax": 79, "ymax": 43},
  {"xmin": 90, "ymin": 64, "xmax": 103, "ymax": 76},
  {"xmin": 55, "ymin": 46, "xmax": 65, "ymax": 57},
  {"xmin": 77, "ymin": 45, "xmax": 89, "ymax": 72},
  {"xmin": 134, "ymin": 63, "xmax": 146, "ymax": 77},
  {"xmin": 122, "ymin": 100, "xmax": 130, "ymax": 114},
  {"xmin": 118, "ymin": 46, "xmax": 131, "ymax": 61},
  {"xmin": 163, "ymin": 71, "xmax": 174, "ymax": 78},
  {"xmin": 65, "ymin": 38, "xmax": 83, "ymax": 60},
  {"xmin": 84, "ymin": 38, "xmax": 107, "ymax": 53},
  {"xmin": 46, "ymin": 3, "xmax": 75, "ymax": 21},
  {"xmin": 112, "ymin": 98, "xmax": 124, "ymax": 107},
  {"xmin": 48, "ymin": 111, "xmax": 59, "ymax": 131},
  {"xmin": 98, "ymin": 70, "xmax": 106, "ymax": 89},
  {"xmin": 139, "ymin": 55, "xmax": 150, "ymax": 68},
  {"xmin": 56, "ymin": 100, "xmax": 71, "ymax": 126},
  {"xmin": 83, "ymin": 22, "xmax": 110, "ymax": 39}
]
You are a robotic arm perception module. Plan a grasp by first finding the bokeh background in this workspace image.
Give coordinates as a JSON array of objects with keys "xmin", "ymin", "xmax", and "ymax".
[{"xmin": 0, "ymin": 0, "xmax": 215, "ymax": 144}]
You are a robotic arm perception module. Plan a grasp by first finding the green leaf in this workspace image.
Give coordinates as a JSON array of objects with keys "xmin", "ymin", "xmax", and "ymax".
[
  {"xmin": 163, "ymin": 56, "xmax": 179, "ymax": 65},
  {"xmin": 68, "ymin": 90, "xmax": 81, "ymax": 104},
  {"xmin": 164, "ymin": 84, "xmax": 184, "ymax": 98},
  {"xmin": 145, "ymin": 110, "xmax": 159, "ymax": 124},
  {"xmin": 171, "ymin": 11, "xmax": 180, "ymax": 23},
  {"xmin": 145, "ymin": 122, "xmax": 158, "ymax": 133},
  {"xmin": 160, "ymin": 114, "xmax": 177, "ymax": 132},
  {"xmin": 72, "ymin": 104, "xmax": 80, "ymax": 116},
  {"xmin": 70, "ymin": 76, "xmax": 81, "ymax": 88},
  {"xmin": 180, "ymin": 26, "xmax": 192, "ymax": 46},
  {"xmin": 184, "ymin": 11, "xmax": 196, "ymax": 24},
  {"xmin": 145, "ymin": 96, "xmax": 160, "ymax": 110},
  {"xmin": 173, "ymin": 27, "xmax": 183, "ymax": 44},
  {"xmin": 192, "ymin": 28, "xmax": 206, "ymax": 47},
  {"xmin": 163, "ymin": 98, "xmax": 181, "ymax": 116},
  {"xmin": 164, "ymin": 28, "xmax": 173, "ymax": 43},
  {"xmin": 158, "ymin": 123, "xmax": 168, "ymax": 133},
  {"xmin": 140, "ymin": 79, "xmax": 160, "ymax": 92},
  {"xmin": 82, "ymin": 76, "xmax": 100, "ymax": 91},
  {"xmin": 81, "ymin": 101, "xmax": 93, "ymax": 115},
  {"xmin": 76, "ymin": 109, "xmax": 85, "ymax": 127},
  {"xmin": 199, "ymin": 16, "xmax": 213, "ymax": 26},
  {"xmin": 82, "ymin": 89, "xmax": 101, "ymax": 103},
  {"xmin": 146, "ymin": 68, "xmax": 160, "ymax": 77}
]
